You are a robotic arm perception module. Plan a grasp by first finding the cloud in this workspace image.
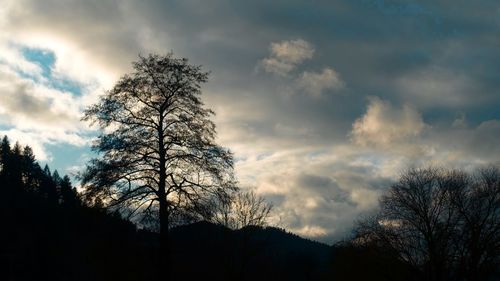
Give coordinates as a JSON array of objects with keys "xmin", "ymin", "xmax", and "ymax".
[
  {"xmin": 351, "ymin": 97, "xmax": 426, "ymax": 148},
  {"xmin": 295, "ymin": 67, "xmax": 344, "ymax": 97},
  {"xmin": 397, "ymin": 66, "xmax": 478, "ymax": 108},
  {"xmin": 295, "ymin": 225, "xmax": 327, "ymax": 238},
  {"xmin": 0, "ymin": 68, "xmax": 77, "ymax": 126},
  {"xmin": 429, "ymin": 119, "xmax": 500, "ymax": 166},
  {"xmin": 259, "ymin": 39, "xmax": 314, "ymax": 76},
  {"xmin": 0, "ymin": 50, "xmax": 89, "ymax": 160},
  {"xmin": 258, "ymin": 39, "xmax": 344, "ymax": 98},
  {"xmin": 231, "ymin": 143, "xmax": 389, "ymax": 242},
  {"xmin": 270, "ymin": 39, "xmax": 315, "ymax": 64}
]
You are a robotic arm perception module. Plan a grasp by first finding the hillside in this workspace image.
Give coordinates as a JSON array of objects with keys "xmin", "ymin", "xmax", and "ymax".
[{"xmin": 170, "ymin": 222, "xmax": 331, "ymax": 281}]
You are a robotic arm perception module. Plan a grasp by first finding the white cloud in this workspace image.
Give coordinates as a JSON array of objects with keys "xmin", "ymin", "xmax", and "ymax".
[
  {"xmin": 258, "ymin": 39, "xmax": 344, "ymax": 97},
  {"xmin": 270, "ymin": 39, "xmax": 314, "ymax": 64},
  {"xmin": 295, "ymin": 225, "xmax": 327, "ymax": 238},
  {"xmin": 259, "ymin": 39, "xmax": 314, "ymax": 76},
  {"xmin": 259, "ymin": 57, "xmax": 296, "ymax": 76},
  {"xmin": 0, "ymin": 49, "xmax": 90, "ymax": 160},
  {"xmin": 295, "ymin": 67, "xmax": 344, "ymax": 97},
  {"xmin": 351, "ymin": 97, "xmax": 426, "ymax": 148},
  {"xmin": 0, "ymin": 129, "xmax": 51, "ymax": 160},
  {"xmin": 0, "ymin": 68, "xmax": 77, "ymax": 124},
  {"xmin": 0, "ymin": 1, "xmax": 127, "ymax": 162}
]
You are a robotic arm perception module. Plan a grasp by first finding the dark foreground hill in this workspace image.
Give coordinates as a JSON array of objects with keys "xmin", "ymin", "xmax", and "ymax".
[{"xmin": 170, "ymin": 222, "xmax": 331, "ymax": 281}]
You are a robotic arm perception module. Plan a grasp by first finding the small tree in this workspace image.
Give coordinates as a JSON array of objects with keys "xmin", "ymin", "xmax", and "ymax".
[
  {"xmin": 81, "ymin": 53, "xmax": 235, "ymax": 269},
  {"xmin": 211, "ymin": 190, "xmax": 273, "ymax": 230}
]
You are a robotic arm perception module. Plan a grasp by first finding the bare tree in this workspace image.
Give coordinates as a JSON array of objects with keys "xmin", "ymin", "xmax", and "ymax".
[
  {"xmin": 448, "ymin": 167, "xmax": 500, "ymax": 281},
  {"xmin": 80, "ymin": 53, "xmax": 235, "ymax": 271},
  {"xmin": 211, "ymin": 190, "xmax": 273, "ymax": 230},
  {"xmin": 355, "ymin": 166, "xmax": 500, "ymax": 281}
]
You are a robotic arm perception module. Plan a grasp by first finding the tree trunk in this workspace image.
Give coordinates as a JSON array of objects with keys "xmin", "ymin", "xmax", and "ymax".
[
  {"xmin": 159, "ymin": 196, "xmax": 170, "ymax": 279},
  {"xmin": 158, "ymin": 111, "xmax": 170, "ymax": 280}
]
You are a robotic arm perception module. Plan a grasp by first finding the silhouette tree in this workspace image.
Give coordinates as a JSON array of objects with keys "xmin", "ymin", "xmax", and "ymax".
[
  {"xmin": 60, "ymin": 175, "xmax": 79, "ymax": 207},
  {"xmin": 448, "ymin": 167, "xmax": 500, "ymax": 281},
  {"xmin": 0, "ymin": 136, "xmax": 11, "ymax": 183},
  {"xmin": 21, "ymin": 145, "xmax": 40, "ymax": 190},
  {"xmin": 10, "ymin": 142, "xmax": 23, "ymax": 188},
  {"xmin": 81, "ymin": 53, "xmax": 235, "ymax": 272},
  {"xmin": 39, "ymin": 164, "xmax": 58, "ymax": 203},
  {"xmin": 211, "ymin": 190, "xmax": 273, "ymax": 229},
  {"xmin": 355, "ymin": 167, "xmax": 500, "ymax": 281}
]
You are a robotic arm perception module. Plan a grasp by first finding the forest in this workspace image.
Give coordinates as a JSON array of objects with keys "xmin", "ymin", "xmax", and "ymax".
[{"xmin": 1, "ymin": 53, "xmax": 499, "ymax": 281}]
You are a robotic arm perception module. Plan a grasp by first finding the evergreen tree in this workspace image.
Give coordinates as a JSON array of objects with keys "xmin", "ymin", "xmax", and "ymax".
[
  {"xmin": 60, "ymin": 175, "xmax": 79, "ymax": 207},
  {"xmin": 22, "ymin": 145, "xmax": 39, "ymax": 190},
  {"xmin": 10, "ymin": 142, "xmax": 24, "ymax": 188},
  {"xmin": 40, "ymin": 164, "xmax": 58, "ymax": 203},
  {"xmin": 0, "ymin": 136, "xmax": 11, "ymax": 184}
]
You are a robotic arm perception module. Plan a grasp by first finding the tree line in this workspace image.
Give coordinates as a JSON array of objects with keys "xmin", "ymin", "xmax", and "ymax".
[
  {"xmin": 0, "ymin": 135, "xmax": 153, "ymax": 280},
  {"xmin": 0, "ymin": 136, "xmax": 79, "ymax": 207}
]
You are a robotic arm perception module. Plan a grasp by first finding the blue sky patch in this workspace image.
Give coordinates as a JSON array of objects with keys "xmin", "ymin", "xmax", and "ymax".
[
  {"xmin": 22, "ymin": 47, "xmax": 56, "ymax": 77},
  {"xmin": 43, "ymin": 143, "xmax": 94, "ymax": 178},
  {"xmin": 21, "ymin": 47, "xmax": 83, "ymax": 95}
]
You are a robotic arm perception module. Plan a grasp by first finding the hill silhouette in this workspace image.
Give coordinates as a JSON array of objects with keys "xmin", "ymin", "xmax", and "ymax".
[{"xmin": 169, "ymin": 221, "xmax": 331, "ymax": 280}]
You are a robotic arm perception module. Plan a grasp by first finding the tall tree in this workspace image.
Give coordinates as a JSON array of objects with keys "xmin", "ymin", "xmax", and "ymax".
[{"xmin": 81, "ymin": 53, "xmax": 235, "ymax": 269}]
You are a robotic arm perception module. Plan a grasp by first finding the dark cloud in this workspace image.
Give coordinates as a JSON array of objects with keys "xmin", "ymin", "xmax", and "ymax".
[{"xmin": 296, "ymin": 173, "xmax": 354, "ymax": 205}]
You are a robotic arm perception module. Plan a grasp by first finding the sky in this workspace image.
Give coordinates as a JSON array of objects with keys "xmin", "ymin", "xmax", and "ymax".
[{"xmin": 0, "ymin": 0, "xmax": 499, "ymax": 243}]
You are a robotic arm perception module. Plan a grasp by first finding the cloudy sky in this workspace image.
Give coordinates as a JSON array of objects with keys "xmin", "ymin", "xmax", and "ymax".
[{"xmin": 1, "ymin": 0, "xmax": 499, "ymax": 243}]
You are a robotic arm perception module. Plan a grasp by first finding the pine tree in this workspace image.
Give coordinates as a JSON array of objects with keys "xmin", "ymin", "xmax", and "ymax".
[
  {"xmin": 22, "ymin": 145, "xmax": 39, "ymax": 190},
  {"xmin": 60, "ymin": 175, "xmax": 79, "ymax": 207},
  {"xmin": 0, "ymin": 136, "xmax": 11, "ymax": 185},
  {"xmin": 39, "ymin": 164, "xmax": 58, "ymax": 203}
]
